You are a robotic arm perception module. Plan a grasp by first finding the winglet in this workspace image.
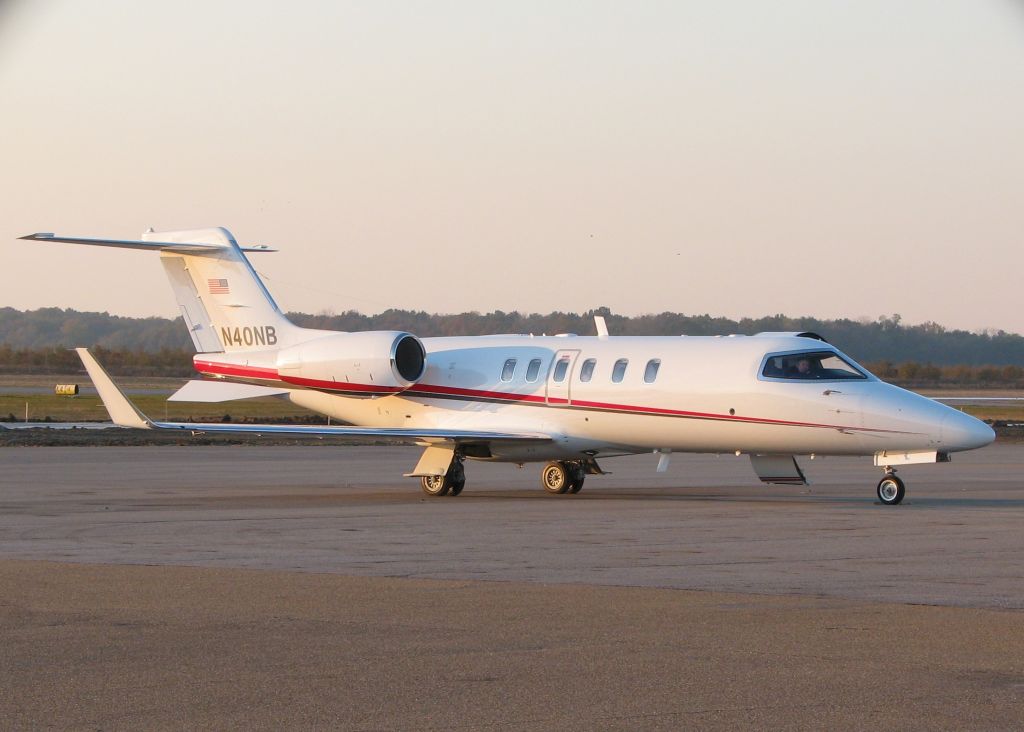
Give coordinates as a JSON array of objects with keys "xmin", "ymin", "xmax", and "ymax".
[{"xmin": 75, "ymin": 348, "xmax": 153, "ymax": 429}]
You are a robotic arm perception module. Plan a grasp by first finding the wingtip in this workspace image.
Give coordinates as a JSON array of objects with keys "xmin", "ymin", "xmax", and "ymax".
[{"xmin": 75, "ymin": 347, "xmax": 153, "ymax": 429}]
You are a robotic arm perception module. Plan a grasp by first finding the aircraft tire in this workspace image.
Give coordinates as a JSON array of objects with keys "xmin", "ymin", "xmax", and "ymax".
[
  {"xmin": 447, "ymin": 460, "xmax": 465, "ymax": 496},
  {"xmin": 568, "ymin": 464, "xmax": 585, "ymax": 493},
  {"xmin": 541, "ymin": 462, "xmax": 570, "ymax": 494},
  {"xmin": 421, "ymin": 474, "xmax": 451, "ymax": 496},
  {"xmin": 876, "ymin": 475, "xmax": 905, "ymax": 505}
]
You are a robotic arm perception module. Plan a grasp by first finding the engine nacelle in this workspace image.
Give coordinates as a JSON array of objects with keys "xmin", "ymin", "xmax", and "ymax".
[{"xmin": 275, "ymin": 331, "xmax": 426, "ymax": 394}]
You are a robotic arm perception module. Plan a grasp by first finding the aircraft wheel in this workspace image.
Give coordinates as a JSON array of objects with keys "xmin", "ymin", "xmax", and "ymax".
[
  {"xmin": 421, "ymin": 474, "xmax": 451, "ymax": 497},
  {"xmin": 541, "ymin": 462, "xmax": 570, "ymax": 494},
  {"xmin": 876, "ymin": 475, "xmax": 905, "ymax": 505},
  {"xmin": 568, "ymin": 463, "xmax": 585, "ymax": 494},
  {"xmin": 447, "ymin": 460, "xmax": 466, "ymax": 496}
]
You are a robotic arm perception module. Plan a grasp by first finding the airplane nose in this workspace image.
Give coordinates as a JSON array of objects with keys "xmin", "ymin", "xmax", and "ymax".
[{"xmin": 942, "ymin": 410, "xmax": 996, "ymax": 451}]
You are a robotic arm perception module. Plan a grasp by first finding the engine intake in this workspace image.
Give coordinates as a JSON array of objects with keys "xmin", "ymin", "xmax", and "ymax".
[{"xmin": 393, "ymin": 333, "xmax": 425, "ymax": 382}]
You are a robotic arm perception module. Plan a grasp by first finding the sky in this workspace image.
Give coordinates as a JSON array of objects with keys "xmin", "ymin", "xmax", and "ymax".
[{"xmin": 2, "ymin": 1, "xmax": 1023, "ymax": 333}]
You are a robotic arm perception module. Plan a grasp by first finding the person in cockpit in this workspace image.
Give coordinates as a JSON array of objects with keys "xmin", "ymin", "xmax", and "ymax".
[{"xmin": 788, "ymin": 356, "xmax": 818, "ymax": 379}]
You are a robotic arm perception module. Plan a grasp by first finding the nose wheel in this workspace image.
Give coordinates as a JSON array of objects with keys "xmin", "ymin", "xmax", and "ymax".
[{"xmin": 876, "ymin": 472, "xmax": 905, "ymax": 505}]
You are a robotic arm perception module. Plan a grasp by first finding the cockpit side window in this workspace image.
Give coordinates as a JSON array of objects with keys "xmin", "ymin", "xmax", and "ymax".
[{"xmin": 762, "ymin": 351, "xmax": 867, "ymax": 381}]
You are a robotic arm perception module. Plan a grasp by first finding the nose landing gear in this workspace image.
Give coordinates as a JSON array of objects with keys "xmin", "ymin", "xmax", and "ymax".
[{"xmin": 876, "ymin": 470, "xmax": 906, "ymax": 505}]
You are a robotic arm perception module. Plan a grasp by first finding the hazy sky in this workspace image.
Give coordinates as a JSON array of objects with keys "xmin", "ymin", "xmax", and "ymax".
[{"xmin": 2, "ymin": 1, "xmax": 1022, "ymax": 333}]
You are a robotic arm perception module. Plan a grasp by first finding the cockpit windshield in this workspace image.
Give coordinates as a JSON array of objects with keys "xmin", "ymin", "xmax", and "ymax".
[{"xmin": 761, "ymin": 351, "xmax": 868, "ymax": 381}]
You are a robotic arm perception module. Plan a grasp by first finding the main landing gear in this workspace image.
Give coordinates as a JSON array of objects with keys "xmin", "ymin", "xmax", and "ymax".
[
  {"xmin": 541, "ymin": 461, "xmax": 586, "ymax": 494},
  {"xmin": 417, "ymin": 452, "xmax": 601, "ymax": 497},
  {"xmin": 420, "ymin": 456, "xmax": 466, "ymax": 497},
  {"xmin": 876, "ymin": 470, "xmax": 906, "ymax": 506}
]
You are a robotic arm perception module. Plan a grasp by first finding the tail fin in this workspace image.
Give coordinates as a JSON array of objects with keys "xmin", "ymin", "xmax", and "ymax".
[
  {"xmin": 22, "ymin": 227, "xmax": 311, "ymax": 354},
  {"xmin": 148, "ymin": 227, "xmax": 302, "ymax": 353}
]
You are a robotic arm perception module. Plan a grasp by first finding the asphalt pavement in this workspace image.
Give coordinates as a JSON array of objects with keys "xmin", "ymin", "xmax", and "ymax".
[{"xmin": 2, "ymin": 444, "xmax": 1023, "ymax": 729}]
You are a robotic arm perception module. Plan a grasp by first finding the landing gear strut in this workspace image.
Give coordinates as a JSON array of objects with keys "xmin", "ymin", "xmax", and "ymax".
[
  {"xmin": 420, "ymin": 455, "xmax": 466, "ymax": 497},
  {"xmin": 876, "ymin": 470, "xmax": 905, "ymax": 506},
  {"xmin": 541, "ymin": 461, "xmax": 586, "ymax": 494}
]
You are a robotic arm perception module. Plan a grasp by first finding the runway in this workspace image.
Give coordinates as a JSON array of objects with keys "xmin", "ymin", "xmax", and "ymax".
[
  {"xmin": 3, "ymin": 444, "xmax": 1024, "ymax": 607},
  {"xmin": 2, "ymin": 444, "xmax": 1024, "ymax": 728}
]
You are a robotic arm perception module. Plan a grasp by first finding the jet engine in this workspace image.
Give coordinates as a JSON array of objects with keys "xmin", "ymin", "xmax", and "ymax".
[{"xmin": 275, "ymin": 331, "xmax": 426, "ymax": 393}]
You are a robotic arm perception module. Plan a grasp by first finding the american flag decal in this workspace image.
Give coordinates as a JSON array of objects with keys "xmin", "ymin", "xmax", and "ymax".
[{"xmin": 208, "ymin": 278, "xmax": 230, "ymax": 295}]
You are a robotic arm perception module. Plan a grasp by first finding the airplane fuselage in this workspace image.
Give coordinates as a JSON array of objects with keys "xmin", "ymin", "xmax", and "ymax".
[{"xmin": 193, "ymin": 332, "xmax": 993, "ymax": 463}]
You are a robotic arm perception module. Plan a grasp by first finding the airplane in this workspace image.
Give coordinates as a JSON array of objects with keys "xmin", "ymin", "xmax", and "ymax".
[{"xmin": 20, "ymin": 227, "xmax": 995, "ymax": 505}]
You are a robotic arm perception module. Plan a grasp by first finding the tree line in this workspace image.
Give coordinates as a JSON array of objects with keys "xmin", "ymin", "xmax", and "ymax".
[
  {"xmin": 3, "ymin": 306, "xmax": 1024, "ymax": 377},
  {"xmin": 2, "ymin": 343, "xmax": 1023, "ymax": 388}
]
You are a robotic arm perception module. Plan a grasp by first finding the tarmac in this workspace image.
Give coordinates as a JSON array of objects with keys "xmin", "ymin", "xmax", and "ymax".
[{"xmin": 2, "ymin": 444, "xmax": 1024, "ymax": 729}]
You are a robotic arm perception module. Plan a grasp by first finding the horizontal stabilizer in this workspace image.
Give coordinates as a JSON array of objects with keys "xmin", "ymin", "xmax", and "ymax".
[
  {"xmin": 20, "ymin": 232, "xmax": 276, "ymax": 254},
  {"xmin": 169, "ymin": 380, "xmax": 290, "ymax": 403}
]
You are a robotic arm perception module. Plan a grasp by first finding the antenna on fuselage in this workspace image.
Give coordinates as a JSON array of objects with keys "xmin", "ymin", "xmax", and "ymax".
[{"xmin": 594, "ymin": 315, "xmax": 609, "ymax": 339}]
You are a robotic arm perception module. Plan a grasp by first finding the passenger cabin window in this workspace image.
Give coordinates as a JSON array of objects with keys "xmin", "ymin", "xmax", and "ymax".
[
  {"xmin": 525, "ymin": 358, "xmax": 542, "ymax": 382},
  {"xmin": 553, "ymin": 357, "xmax": 570, "ymax": 383},
  {"xmin": 644, "ymin": 359, "xmax": 661, "ymax": 383},
  {"xmin": 761, "ymin": 351, "xmax": 867, "ymax": 381},
  {"xmin": 611, "ymin": 358, "xmax": 628, "ymax": 383},
  {"xmin": 579, "ymin": 358, "xmax": 596, "ymax": 382},
  {"xmin": 501, "ymin": 358, "xmax": 517, "ymax": 382}
]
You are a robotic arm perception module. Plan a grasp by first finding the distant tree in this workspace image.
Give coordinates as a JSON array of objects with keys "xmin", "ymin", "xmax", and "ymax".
[{"xmin": 6, "ymin": 306, "xmax": 1024, "ymax": 369}]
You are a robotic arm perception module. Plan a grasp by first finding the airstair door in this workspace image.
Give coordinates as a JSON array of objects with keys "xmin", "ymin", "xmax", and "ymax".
[{"xmin": 545, "ymin": 349, "xmax": 580, "ymax": 406}]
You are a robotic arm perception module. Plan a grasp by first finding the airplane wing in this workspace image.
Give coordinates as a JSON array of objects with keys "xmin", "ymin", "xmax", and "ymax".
[{"xmin": 75, "ymin": 348, "xmax": 553, "ymax": 446}]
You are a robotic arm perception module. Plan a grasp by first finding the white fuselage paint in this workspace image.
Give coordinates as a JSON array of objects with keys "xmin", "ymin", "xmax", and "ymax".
[{"xmin": 199, "ymin": 333, "xmax": 994, "ymax": 464}]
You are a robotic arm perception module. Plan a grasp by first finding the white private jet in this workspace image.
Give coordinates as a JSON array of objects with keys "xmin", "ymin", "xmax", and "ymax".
[{"xmin": 21, "ymin": 228, "xmax": 994, "ymax": 504}]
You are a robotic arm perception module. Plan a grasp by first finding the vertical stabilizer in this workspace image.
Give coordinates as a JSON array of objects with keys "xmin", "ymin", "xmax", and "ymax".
[
  {"xmin": 148, "ymin": 227, "xmax": 303, "ymax": 353},
  {"xmin": 20, "ymin": 227, "xmax": 328, "ymax": 355}
]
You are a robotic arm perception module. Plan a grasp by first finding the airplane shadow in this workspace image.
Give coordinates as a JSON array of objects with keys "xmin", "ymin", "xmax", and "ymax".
[{"xmin": 451, "ymin": 489, "xmax": 1024, "ymax": 509}]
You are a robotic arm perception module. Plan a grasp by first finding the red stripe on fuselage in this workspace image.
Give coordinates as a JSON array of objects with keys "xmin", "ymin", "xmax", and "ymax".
[
  {"xmin": 403, "ymin": 386, "xmax": 901, "ymax": 433},
  {"xmin": 192, "ymin": 360, "xmax": 402, "ymax": 395},
  {"xmin": 191, "ymin": 360, "xmax": 905, "ymax": 434},
  {"xmin": 194, "ymin": 360, "xmax": 277, "ymax": 380}
]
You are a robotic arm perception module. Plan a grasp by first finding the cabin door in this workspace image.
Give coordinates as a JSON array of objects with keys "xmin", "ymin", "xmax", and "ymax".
[{"xmin": 545, "ymin": 349, "xmax": 580, "ymax": 406}]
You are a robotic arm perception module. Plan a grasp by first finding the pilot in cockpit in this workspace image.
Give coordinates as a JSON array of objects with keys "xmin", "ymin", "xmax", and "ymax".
[{"xmin": 791, "ymin": 356, "xmax": 818, "ymax": 378}]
